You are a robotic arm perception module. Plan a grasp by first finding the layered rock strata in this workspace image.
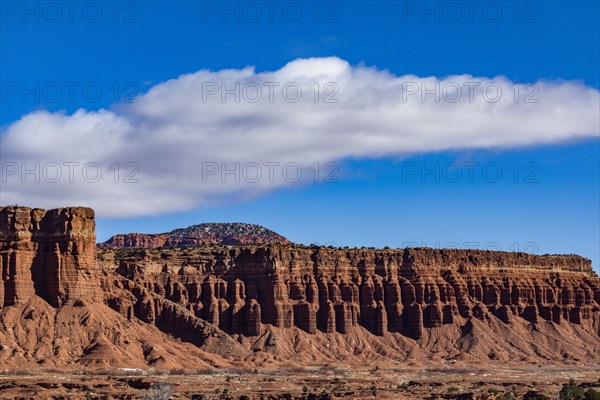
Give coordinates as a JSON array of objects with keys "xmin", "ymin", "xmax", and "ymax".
[
  {"xmin": 1, "ymin": 205, "xmax": 598, "ymax": 368},
  {"xmin": 100, "ymin": 245, "xmax": 600, "ymax": 340},
  {"xmin": 0, "ymin": 206, "xmax": 247, "ymax": 357},
  {"xmin": 0, "ymin": 206, "xmax": 99, "ymax": 307}
]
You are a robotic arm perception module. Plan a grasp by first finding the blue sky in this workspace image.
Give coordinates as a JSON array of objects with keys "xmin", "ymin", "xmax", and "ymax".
[{"xmin": 1, "ymin": 1, "xmax": 599, "ymax": 271}]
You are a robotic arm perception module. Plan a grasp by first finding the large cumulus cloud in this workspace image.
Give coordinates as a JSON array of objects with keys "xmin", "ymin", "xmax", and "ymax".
[{"xmin": 1, "ymin": 57, "xmax": 598, "ymax": 216}]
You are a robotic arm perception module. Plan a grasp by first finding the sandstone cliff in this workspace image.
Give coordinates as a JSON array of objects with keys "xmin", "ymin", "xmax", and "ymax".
[
  {"xmin": 0, "ymin": 206, "xmax": 99, "ymax": 307},
  {"xmin": 0, "ymin": 206, "xmax": 247, "ymax": 368},
  {"xmin": 100, "ymin": 245, "xmax": 599, "ymax": 342},
  {"xmin": 1, "ymin": 205, "xmax": 599, "ymax": 369}
]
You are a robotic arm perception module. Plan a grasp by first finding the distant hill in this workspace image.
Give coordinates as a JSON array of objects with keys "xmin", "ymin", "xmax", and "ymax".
[{"xmin": 102, "ymin": 222, "xmax": 290, "ymax": 248}]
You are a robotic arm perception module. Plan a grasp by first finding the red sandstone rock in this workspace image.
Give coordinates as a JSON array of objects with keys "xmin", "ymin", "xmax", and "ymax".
[
  {"xmin": 0, "ymin": 206, "xmax": 99, "ymax": 307},
  {"xmin": 1, "ymin": 205, "xmax": 600, "ymax": 369},
  {"xmin": 99, "ymin": 243, "xmax": 600, "ymax": 344}
]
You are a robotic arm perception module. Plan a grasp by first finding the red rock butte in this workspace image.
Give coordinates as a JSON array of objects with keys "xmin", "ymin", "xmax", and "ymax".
[
  {"xmin": 1, "ymin": 205, "xmax": 599, "ymax": 369},
  {"xmin": 0, "ymin": 206, "xmax": 99, "ymax": 308}
]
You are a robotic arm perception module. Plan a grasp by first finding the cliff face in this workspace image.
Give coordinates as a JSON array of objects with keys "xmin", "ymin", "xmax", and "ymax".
[
  {"xmin": 0, "ymin": 206, "xmax": 99, "ymax": 307},
  {"xmin": 0, "ymin": 206, "xmax": 248, "ymax": 368},
  {"xmin": 1, "ymin": 205, "xmax": 599, "ymax": 369},
  {"xmin": 103, "ymin": 233, "xmax": 171, "ymax": 249},
  {"xmin": 100, "ymin": 245, "xmax": 600, "ymax": 340}
]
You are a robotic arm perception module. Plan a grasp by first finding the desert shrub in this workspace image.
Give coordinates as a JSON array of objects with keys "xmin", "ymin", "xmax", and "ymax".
[
  {"xmin": 585, "ymin": 388, "xmax": 600, "ymax": 400},
  {"xmin": 13, "ymin": 369, "xmax": 34, "ymax": 376},
  {"xmin": 166, "ymin": 368, "xmax": 189, "ymax": 375},
  {"xmin": 497, "ymin": 392, "xmax": 517, "ymax": 400},
  {"xmin": 523, "ymin": 391, "xmax": 551, "ymax": 400},
  {"xmin": 144, "ymin": 383, "xmax": 172, "ymax": 400},
  {"xmin": 560, "ymin": 379, "xmax": 585, "ymax": 400}
]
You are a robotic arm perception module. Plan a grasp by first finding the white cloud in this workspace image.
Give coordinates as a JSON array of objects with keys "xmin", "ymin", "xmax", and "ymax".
[{"xmin": 1, "ymin": 57, "xmax": 598, "ymax": 217}]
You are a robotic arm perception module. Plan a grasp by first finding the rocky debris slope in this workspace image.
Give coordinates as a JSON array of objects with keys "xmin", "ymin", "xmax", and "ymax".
[
  {"xmin": 103, "ymin": 223, "xmax": 290, "ymax": 248},
  {"xmin": 0, "ymin": 296, "xmax": 230, "ymax": 369}
]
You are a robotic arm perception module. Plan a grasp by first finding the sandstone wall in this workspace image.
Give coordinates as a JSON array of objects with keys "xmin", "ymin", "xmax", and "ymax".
[
  {"xmin": 0, "ymin": 206, "xmax": 99, "ymax": 307},
  {"xmin": 102, "ymin": 246, "xmax": 600, "ymax": 339},
  {"xmin": 3, "ymin": 205, "xmax": 598, "ymax": 365},
  {"xmin": 104, "ymin": 233, "xmax": 171, "ymax": 248},
  {"xmin": 103, "ymin": 276, "xmax": 249, "ymax": 357}
]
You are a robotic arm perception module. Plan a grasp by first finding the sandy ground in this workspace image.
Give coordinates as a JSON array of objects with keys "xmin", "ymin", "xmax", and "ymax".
[{"xmin": 1, "ymin": 365, "xmax": 599, "ymax": 399}]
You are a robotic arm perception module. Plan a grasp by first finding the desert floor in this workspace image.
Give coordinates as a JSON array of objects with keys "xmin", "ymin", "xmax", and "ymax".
[{"xmin": 1, "ymin": 365, "xmax": 599, "ymax": 399}]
